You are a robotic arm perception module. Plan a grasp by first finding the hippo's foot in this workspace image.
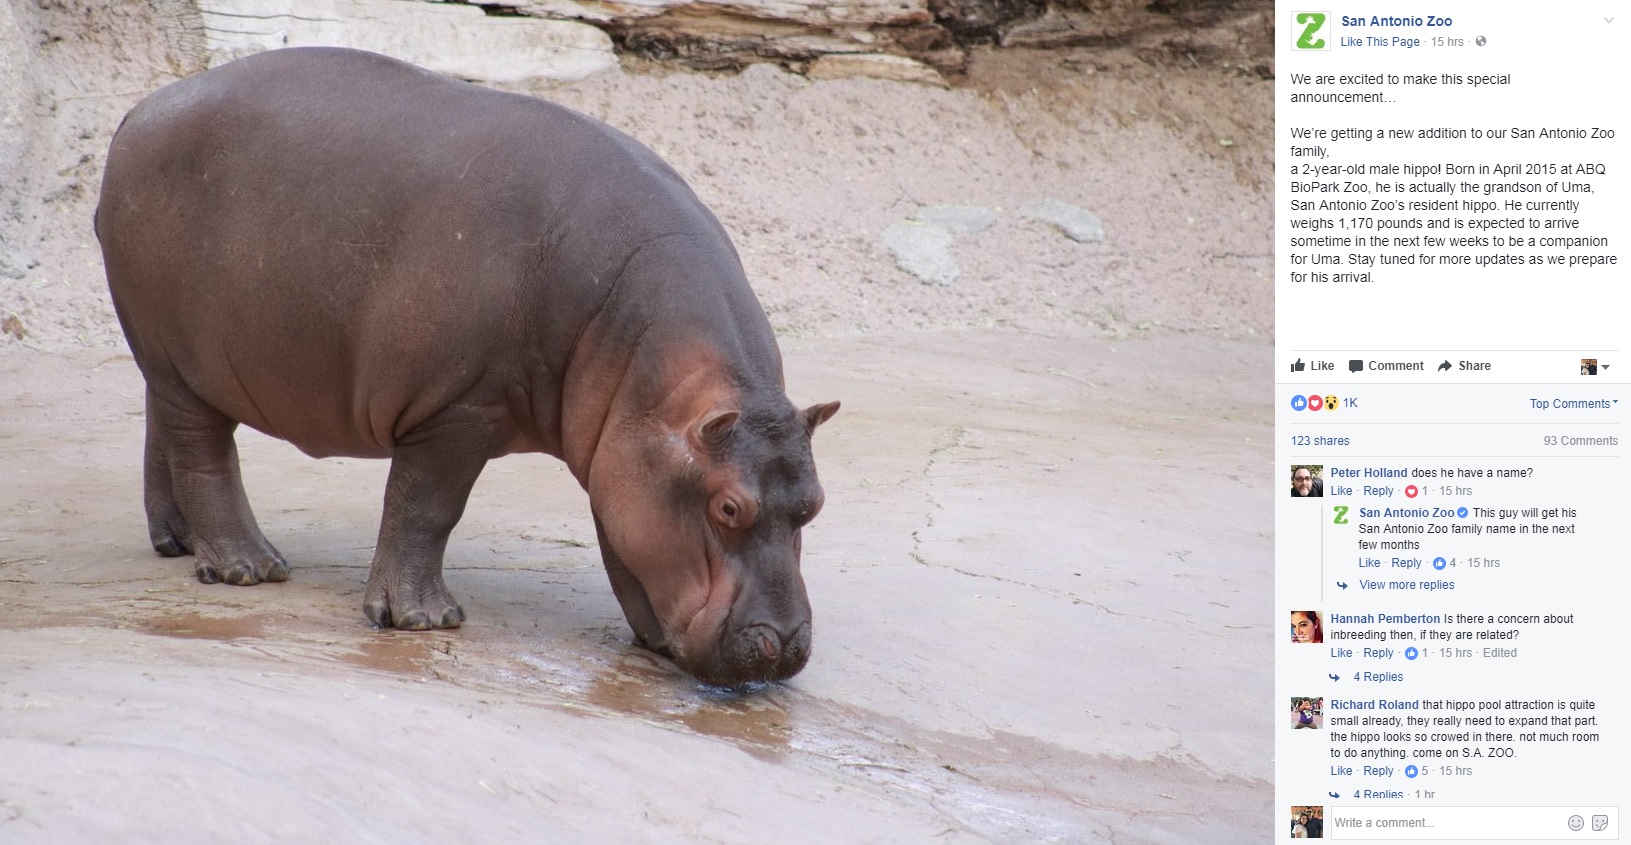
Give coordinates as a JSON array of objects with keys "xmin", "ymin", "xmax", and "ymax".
[
  {"xmin": 148, "ymin": 516, "xmax": 194, "ymax": 558},
  {"xmin": 363, "ymin": 573, "xmax": 465, "ymax": 630},
  {"xmin": 192, "ymin": 538, "xmax": 290, "ymax": 586}
]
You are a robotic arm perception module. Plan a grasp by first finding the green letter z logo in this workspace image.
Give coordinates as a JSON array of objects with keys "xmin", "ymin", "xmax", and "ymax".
[
  {"xmin": 1297, "ymin": 13, "xmax": 1327, "ymax": 49},
  {"xmin": 1332, "ymin": 505, "xmax": 1349, "ymax": 524}
]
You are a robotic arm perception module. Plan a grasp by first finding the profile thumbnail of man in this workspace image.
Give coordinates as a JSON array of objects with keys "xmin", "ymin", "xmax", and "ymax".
[
  {"xmin": 1290, "ymin": 697, "xmax": 1323, "ymax": 729},
  {"xmin": 1291, "ymin": 465, "xmax": 1323, "ymax": 498}
]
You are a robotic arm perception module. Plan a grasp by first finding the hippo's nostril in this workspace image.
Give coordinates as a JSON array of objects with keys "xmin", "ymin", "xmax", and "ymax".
[
  {"xmin": 786, "ymin": 621, "xmax": 811, "ymax": 659},
  {"xmin": 731, "ymin": 624, "xmax": 786, "ymax": 674}
]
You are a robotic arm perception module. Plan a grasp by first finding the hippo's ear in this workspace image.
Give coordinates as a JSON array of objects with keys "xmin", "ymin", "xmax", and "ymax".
[
  {"xmin": 802, "ymin": 401, "xmax": 840, "ymax": 434},
  {"xmin": 693, "ymin": 409, "xmax": 740, "ymax": 450}
]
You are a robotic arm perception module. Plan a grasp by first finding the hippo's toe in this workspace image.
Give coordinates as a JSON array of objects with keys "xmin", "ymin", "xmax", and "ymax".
[
  {"xmin": 363, "ymin": 572, "xmax": 464, "ymax": 630},
  {"xmin": 192, "ymin": 540, "xmax": 289, "ymax": 586}
]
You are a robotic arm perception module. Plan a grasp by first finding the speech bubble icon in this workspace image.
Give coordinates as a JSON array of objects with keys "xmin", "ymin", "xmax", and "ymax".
[{"xmin": 1349, "ymin": 359, "xmax": 1364, "ymax": 373}]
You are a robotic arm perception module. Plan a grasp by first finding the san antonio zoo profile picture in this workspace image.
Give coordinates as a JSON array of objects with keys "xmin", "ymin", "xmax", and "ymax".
[
  {"xmin": 1291, "ymin": 610, "xmax": 1323, "ymax": 644},
  {"xmin": 1292, "ymin": 12, "xmax": 1330, "ymax": 51},
  {"xmin": 1291, "ymin": 696, "xmax": 1324, "ymax": 729}
]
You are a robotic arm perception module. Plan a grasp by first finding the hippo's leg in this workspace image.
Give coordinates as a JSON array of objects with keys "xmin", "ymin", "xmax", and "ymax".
[
  {"xmin": 143, "ymin": 393, "xmax": 193, "ymax": 557},
  {"xmin": 146, "ymin": 387, "xmax": 289, "ymax": 585},
  {"xmin": 362, "ymin": 419, "xmax": 489, "ymax": 630}
]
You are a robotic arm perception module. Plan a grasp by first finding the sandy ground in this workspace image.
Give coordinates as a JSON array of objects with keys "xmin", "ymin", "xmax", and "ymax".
[
  {"xmin": 2, "ymin": 2, "xmax": 1274, "ymax": 841},
  {"xmin": 2, "ymin": 331, "xmax": 1271, "ymax": 842}
]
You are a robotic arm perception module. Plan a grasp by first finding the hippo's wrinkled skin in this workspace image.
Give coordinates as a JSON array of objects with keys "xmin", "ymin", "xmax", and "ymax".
[{"xmin": 95, "ymin": 47, "xmax": 838, "ymax": 686}]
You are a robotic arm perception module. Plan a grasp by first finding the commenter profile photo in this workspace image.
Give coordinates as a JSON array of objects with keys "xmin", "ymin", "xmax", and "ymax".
[
  {"xmin": 1291, "ymin": 464, "xmax": 1323, "ymax": 497},
  {"xmin": 1291, "ymin": 806, "xmax": 1324, "ymax": 838},
  {"xmin": 1291, "ymin": 610, "xmax": 1322, "ymax": 644},
  {"xmin": 1291, "ymin": 696, "xmax": 1324, "ymax": 729}
]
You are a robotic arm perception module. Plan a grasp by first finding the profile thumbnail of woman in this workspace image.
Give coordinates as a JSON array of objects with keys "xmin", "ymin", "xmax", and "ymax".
[{"xmin": 1291, "ymin": 610, "xmax": 1323, "ymax": 643}]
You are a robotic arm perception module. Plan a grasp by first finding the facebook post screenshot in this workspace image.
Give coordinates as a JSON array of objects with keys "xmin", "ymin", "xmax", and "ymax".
[
  {"xmin": 5, "ymin": 0, "xmax": 1626, "ymax": 841},
  {"xmin": 1277, "ymin": 3, "xmax": 1624, "ymax": 842}
]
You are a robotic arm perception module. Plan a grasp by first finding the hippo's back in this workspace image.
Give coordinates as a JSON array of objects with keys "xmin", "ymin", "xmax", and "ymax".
[{"xmin": 98, "ymin": 47, "xmax": 713, "ymax": 458}]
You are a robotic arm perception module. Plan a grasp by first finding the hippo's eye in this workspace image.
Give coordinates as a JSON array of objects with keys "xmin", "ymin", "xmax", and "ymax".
[
  {"xmin": 714, "ymin": 498, "xmax": 743, "ymax": 529},
  {"xmin": 712, "ymin": 495, "xmax": 757, "ymax": 530}
]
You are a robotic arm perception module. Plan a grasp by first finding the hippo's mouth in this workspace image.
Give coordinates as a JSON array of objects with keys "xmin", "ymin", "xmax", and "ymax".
[
  {"xmin": 674, "ymin": 582, "xmax": 813, "ymax": 687},
  {"xmin": 590, "ymin": 518, "xmax": 812, "ymax": 686},
  {"xmin": 603, "ymin": 558, "xmax": 812, "ymax": 686},
  {"xmin": 694, "ymin": 619, "xmax": 812, "ymax": 687}
]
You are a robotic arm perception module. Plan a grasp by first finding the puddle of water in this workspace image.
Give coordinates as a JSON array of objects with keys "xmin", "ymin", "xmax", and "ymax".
[
  {"xmin": 144, "ymin": 614, "xmax": 443, "ymax": 679},
  {"xmin": 339, "ymin": 635, "xmax": 441, "ymax": 674},
  {"xmin": 147, "ymin": 613, "xmax": 270, "ymax": 640},
  {"xmin": 495, "ymin": 640, "xmax": 801, "ymax": 755},
  {"xmin": 585, "ymin": 661, "xmax": 797, "ymax": 753}
]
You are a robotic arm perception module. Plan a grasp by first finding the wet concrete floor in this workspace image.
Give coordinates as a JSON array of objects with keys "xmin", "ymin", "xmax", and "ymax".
[{"xmin": 0, "ymin": 329, "xmax": 1271, "ymax": 842}]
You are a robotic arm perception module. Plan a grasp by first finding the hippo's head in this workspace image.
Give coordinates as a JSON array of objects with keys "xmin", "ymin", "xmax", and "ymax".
[{"xmin": 586, "ymin": 391, "xmax": 839, "ymax": 687}]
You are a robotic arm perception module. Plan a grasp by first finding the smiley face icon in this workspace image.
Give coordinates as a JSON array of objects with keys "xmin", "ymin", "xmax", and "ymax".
[{"xmin": 1324, "ymin": 395, "xmax": 1338, "ymax": 411}]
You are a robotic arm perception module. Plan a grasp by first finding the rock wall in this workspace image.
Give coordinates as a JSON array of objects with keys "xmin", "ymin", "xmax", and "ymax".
[
  {"xmin": 1, "ymin": 0, "xmax": 41, "ymax": 284},
  {"xmin": 583, "ymin": 0, "xmax": 1271, "ymax": 75},
  {"xmin": 189, "ymin": 0, "xmax": 616, "ymax": 81},
  {"xmin": 172, "ymin": 0, "xmax": 1270, "ymax": 83}
]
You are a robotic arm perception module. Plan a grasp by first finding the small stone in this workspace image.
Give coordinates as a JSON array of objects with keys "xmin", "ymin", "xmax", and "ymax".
[
  {"xmin": 882, "ymin": 221, "xmax": 958, "ymax": 286},
  {"xmin": 914, "ymin": 205, "xmax": 997, "ymax": 234},
  {"xmin": 1021, "ymin": 199, "xmax": 1105, "ymax": 243},
  {"xmin": 2, "ymin": 314, "xmax": 25, "ymax": 341}
]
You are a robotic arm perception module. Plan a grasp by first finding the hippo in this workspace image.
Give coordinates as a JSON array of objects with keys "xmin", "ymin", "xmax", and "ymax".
[{"xmin": 95, "ymin": 47, "xmax": 838, "ymax": 687}]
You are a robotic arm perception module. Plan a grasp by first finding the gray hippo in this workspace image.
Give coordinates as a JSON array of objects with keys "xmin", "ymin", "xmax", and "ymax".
[{"xmin": 96, "ymin": 47, "xmax": 838, "ymax": 687}]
